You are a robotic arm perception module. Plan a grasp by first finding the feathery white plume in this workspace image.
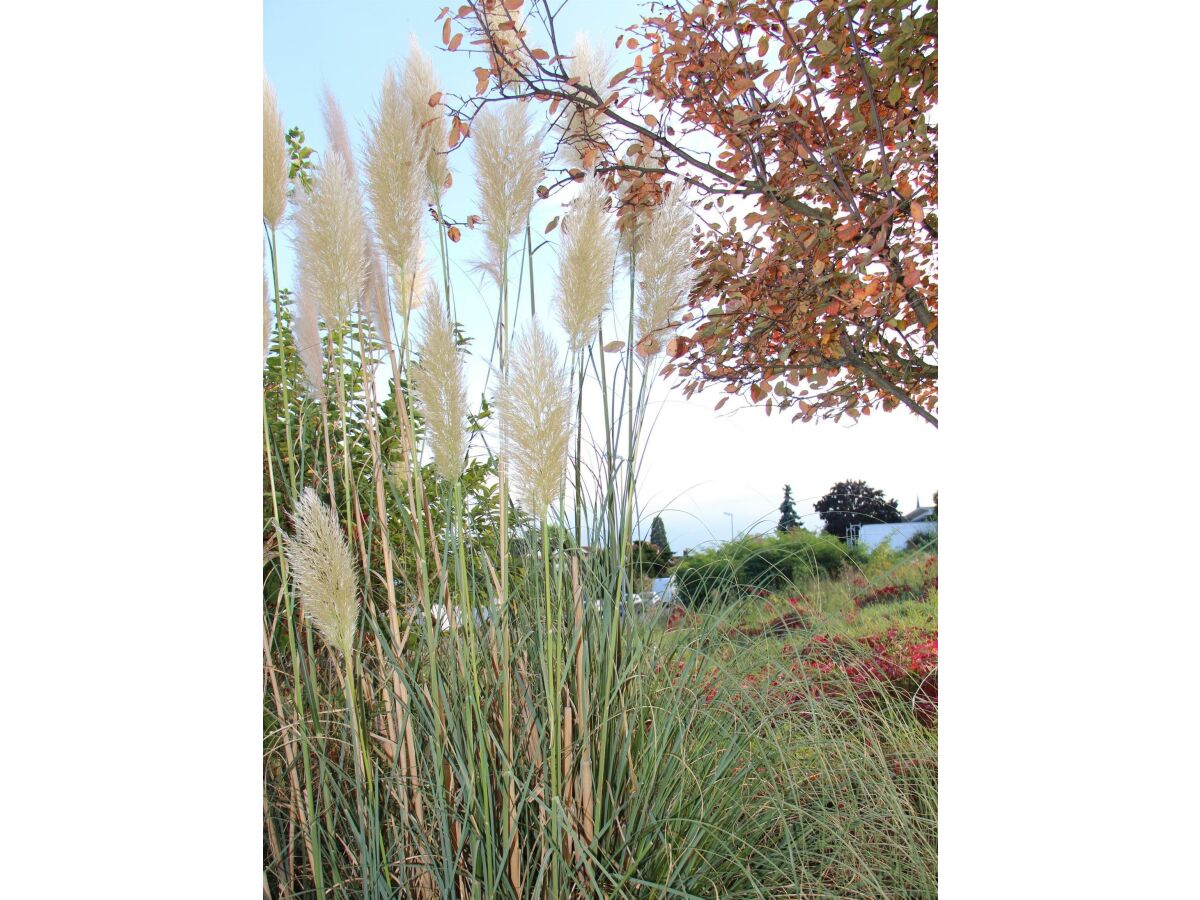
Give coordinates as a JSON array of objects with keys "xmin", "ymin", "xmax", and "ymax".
[
  {"xmin": 402, "ymin": 39, "xmax": 451, "ymax": 203},
  {"xmin": 555, "ymin": 176, "xmax": 616, "ymax": 351},
  {"xmin": 412, "ymin": 287, "xmax": 468, "ymax": 480},
  {"xmin": 364, "ymin": 68, "xmax": 428, "ymax": 316},
  {"xmin": 557, "ymin": 35, "xmax": 612, "ymax": 170},
  {"xmin": 293, "ymin": 153, "xmax": 366, "ymax": 333},
  {"xmin": 286, "ymin": 488, "xmax": 360, "ymax": 656},
  {"xmin": 294, "ymin": 287, "xmax": 325, "ymax": 401},
  {"xmin": 480, "ymin": 0, "xmax": 529, "ymax": 85},
  {"xmin": 471, "ymin": 104, "xmax": 544, "ymax": 287},
  {"xmin": 498, "ymin": 320, "xmax": 573, "ymax": 516},
  {"xmin": 635, "ymin": 190, "xmax": 696, "ymax": 354},
  {"xmin": 263, "ymin": 77, "xmax": 289, "ymax": 228},
  {"xmin": 320, "ymin": 85, "xmax": 358, "ymax": 179}
]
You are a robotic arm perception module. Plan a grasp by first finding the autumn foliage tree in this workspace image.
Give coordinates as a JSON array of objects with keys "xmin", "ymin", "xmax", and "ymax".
[{"xmin": 442, "ymin": 0, "xmax": 938, "ymax": 426}]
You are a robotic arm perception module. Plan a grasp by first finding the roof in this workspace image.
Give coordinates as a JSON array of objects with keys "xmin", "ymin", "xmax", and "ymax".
[{"xmin": 903, "ymin": 506, "xmax": 936, "ymax": 522}]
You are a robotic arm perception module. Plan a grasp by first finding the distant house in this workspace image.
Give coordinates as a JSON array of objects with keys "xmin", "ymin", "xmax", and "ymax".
[
  {"xmin": 903, "ymin": 505, "xmax": 936, "ymax": 523},
  {"xmin": 855, "ymin": 501, "xmax": 937, "ymax": 552}
]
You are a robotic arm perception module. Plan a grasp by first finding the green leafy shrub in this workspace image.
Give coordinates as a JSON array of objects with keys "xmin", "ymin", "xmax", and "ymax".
[{"xmin": 675, "ymin": 530, "xmax": 864, "ymax": 607}]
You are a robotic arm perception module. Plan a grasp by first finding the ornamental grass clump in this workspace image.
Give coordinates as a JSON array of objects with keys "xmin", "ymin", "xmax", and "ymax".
[{"xmin": 263, "ymin": 49, "xmax": 936, "ymax": 898}]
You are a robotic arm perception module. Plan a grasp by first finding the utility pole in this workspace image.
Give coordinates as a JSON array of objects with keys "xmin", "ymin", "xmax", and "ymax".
[{"xmin": 723, "ymin": 511, "xmax": 733, "ymax": 543}]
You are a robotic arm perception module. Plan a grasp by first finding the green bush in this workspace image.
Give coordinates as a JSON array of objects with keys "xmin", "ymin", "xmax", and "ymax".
[{"xmin": 674, "ymin": 530, "xmax": 863, "ymax": 607}]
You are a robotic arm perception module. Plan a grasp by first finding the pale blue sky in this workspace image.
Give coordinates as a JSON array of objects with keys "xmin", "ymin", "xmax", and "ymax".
[{"xmin": 264, "ymin": 0, "xmax": 938, "ymax": 552}]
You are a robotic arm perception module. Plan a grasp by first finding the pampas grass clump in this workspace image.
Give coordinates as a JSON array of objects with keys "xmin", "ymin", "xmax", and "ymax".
[
  {"xmin": 554, "ymin": 175, "xmax": 616, "ymax": 351},
  {"xmin": 412, "ymin": 287, "xmax": 468, "ymax": 480},
  {"xmin": 498, "ymin": 320, "xmax": 572, "ymax": 515},
  {"xmin": 635, "ymin": 190, "xmax": 695, "ymax": 353},
  {"xmin": 285, "ymin": 488, "xmax": 360, "ymax": 656},
  {"xmin": 471, "ymin": 104, "xmax": 543, "ymax": 286},
  {"xmin": 293, "ymin": 153, "xmax": 367, "ymax": 333}
]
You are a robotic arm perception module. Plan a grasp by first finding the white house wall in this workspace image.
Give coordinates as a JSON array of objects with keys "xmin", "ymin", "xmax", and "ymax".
[{"xmin": 857, "ymin": 522, "xmax": 937, "ymax": 552}]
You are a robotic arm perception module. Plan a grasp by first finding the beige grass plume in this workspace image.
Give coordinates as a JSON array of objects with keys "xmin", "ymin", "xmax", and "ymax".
[
  {"xmin": 294, "ymin": 286, "xmax": 325, "ymax": 400},
  {"xmin": 263, "ymin": 77, "xmax": 289, "ymax": 228},
  {"xmin": 412, "ymin": 286, "xmax": 468, "ymax": 480},
  {"xmin": 293, "ymin": 152, "xmax": 366, "ymax": 334},
  {"xmin": 286, "ymin": 488, "xmax": 360, "ymax": 656},
  {"xmin": 471, "ymin": 103, "xmax": 544, "ymax": 286},
  {"xmin": 498, "ymin": 320, "xmax": 572, "ymax": 515},
  {"xmin": 556, "ymin": 35, "xmax": 613, "ymax": 171},
  {"xmin": 319, "ymin": 87, "xmax": 395, "ymax": 344},
  {"xmin": 555, "ymin": 175, "xmax": 616, "ymax": 351},
  {"xmin": 635, "ymin": 190, "xmax": 696, "ymax": 355},
  {"xmin": 479, "ymin": 0, "xmax": 529, "ymax": 85},
  {"xmin": 402, "ymin": 39, "xmax": 451, "ymax": 204},
  {"xmin": 365, "ymin": 67, "xmax": 428, "ymax": 316}
]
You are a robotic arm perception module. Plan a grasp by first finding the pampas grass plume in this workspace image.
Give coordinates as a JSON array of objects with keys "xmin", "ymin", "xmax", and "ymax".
[
  {"xmin": 286, "ymin": 488, "xmax": 360, "ymax": 656},
  {"xmin": 365, "ymin": 68, "xmax": 427, "ymax": 314},
  {"xmin": 555, "ymin": 176, "xmax": 616, "ymax": 351},
  {"xmin": 481, "ymin": 0, "xmax": 529, "ymax": 85},
  {"xmin": 498, "ymin": 320, "xmax": 572, "ymax": 515},
  {"xmin": 263, "ymin": 77, "xmax": 289, "ymax": 228},
  {"xmin": 412, "ymin": 286, "xmax": 468, "ymax": 480},
  {"xmin": 636, "ymin": 190, "xmax": 695, "ymax": 353},
  {"xmin": 294, "ymin": 288, "xmax": 325, "ymax": 400},
  {"xmin": 402, "ymin": 39, "xmax": 450, "ymax": 202},
  {"xmin": 293, "ymin": 153, "xmax": 366, "ymax": 333},
  {"xmin": 471, "ymin": 104, "xmax": 543, "ymax": 286},
  {"xmin": 557, "ymin": 35, "xmax": 612, "ymax": 170}
]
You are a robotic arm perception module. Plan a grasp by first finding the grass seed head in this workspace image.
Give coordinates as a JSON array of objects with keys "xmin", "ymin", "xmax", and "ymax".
[
  {"xmin": 413, "ymin": 286, "xmax": 468, "ymax": 480},
  {"xmin": 365, "ymin": 68, "xmax": 427, "ymax": 313},
  {"xmin": 636, "ymin": 190, "xmax": 696, "ymax": 355},
  {"xmin": 471, "ymin": 103, "xmax": 543, "ymax": 287},
  {"xmin": 293, "ymin": 152, "xmax": 367, "ymax": 334},
  {"xmin": 555, "ymin": 175, "xmax": 616, "ymax": 351},
  {"xmin": 557, "ymin": 35, "xmax": 612, "ymax": 171},
  {"xmin": 499, "ymin": 320, "xmax": 572, "ymax": 516},
  {"xmin": 263, "ymin": 77, "xmax": 289, "ymax": 228},
  {"xmin": 286, "ymin": 488, "xmax": 360, "ymax": 656}
]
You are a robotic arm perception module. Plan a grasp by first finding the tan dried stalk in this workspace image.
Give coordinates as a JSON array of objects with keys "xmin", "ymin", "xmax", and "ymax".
[
  {"xmin": 293, "ymin": 152, "xmax": 367, "ymax": 333},
  {"xmin": 635, "ymin": 190, "xmax": 696, "ymax": 354},
  {"xmin": 412, "ymin": 286, "xmax": 468, "ymax": 481},
  {"xmin": 471, "ymin": 103, "xmax": 543, "ymax": 286},
  {"xmin": 263, "ymin": 77, "xmax": 288, "ymax": 228},
  {"xmin": 364, "ymin": 68, "xmax": 427, "ymax": 314},
  {"xmin": 498, "ymin": 320, "xmax": 572, "ymax": 515},
  {"xmin": 554, "ymin": 175, "xmax": 616, "ymax": 351},
  {"xmin": 285, "ymin": 488, "xmax": 360, "ymax": 656}
]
